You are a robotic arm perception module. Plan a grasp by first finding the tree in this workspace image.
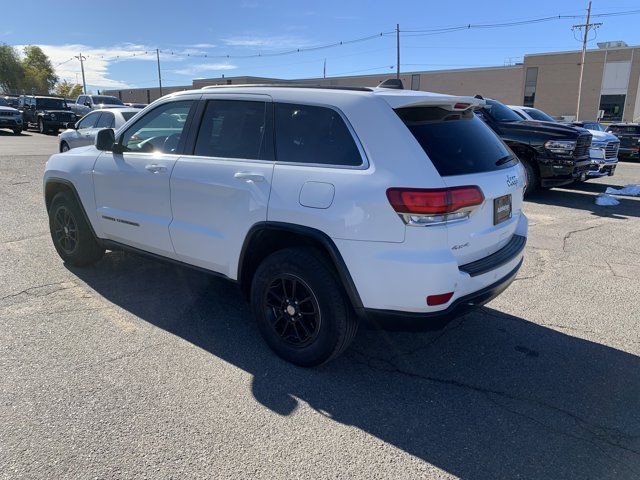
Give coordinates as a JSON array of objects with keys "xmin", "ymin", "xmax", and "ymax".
[
  {"xmin": 21, "ymin": 45, "xmax": 58, "ymax": 94},
  {"xmin": 54, "ymin": 80, "xmax": 83, "ymax": 99},
  {"xmin": 0, "ymin": 44, "xmax": 24, "ymax": 94}
]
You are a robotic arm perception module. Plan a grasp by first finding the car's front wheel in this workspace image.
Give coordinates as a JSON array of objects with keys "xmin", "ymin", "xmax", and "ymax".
[
  {"xmin": 48, "ymin": 191, "xmax": 105, "ymax": 266},
  {"xmin": 13, "ymin": 128, "xmax": 21, "ymax": 135},
  {"xmin": 60, "ymin": 141, "xmax": 70, "ymax": 152},
  {"xmin": 38, "ymin": 118, "xmax": 47, "ymax": 134},
  {"xmin": 521, "ymin": 157, "xmax": 539, "ymax": 196},
  {"xmin": 250, "ymin": 247, "xmax": 358, "ymax": 367}
]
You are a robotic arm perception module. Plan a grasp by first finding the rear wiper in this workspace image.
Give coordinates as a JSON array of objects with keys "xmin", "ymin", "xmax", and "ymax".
[{"xmin": 495, "ymin": 155, "xmax": 514, "ymax": 166}]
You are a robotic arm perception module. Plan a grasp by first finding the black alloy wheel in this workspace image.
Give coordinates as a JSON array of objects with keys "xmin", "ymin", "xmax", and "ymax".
[
  {"xmin": 263, "ymin": 274, "xmax": 322, "ymax": 347},
  {"xmin": 52, "ymin": 205, "xmax": 78, "ymax": 255}
]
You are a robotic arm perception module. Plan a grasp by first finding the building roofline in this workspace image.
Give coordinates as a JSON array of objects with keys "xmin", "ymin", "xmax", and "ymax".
[{"xmin": 524, "ymin": 44, "xmax": 639, "ymax": 58}]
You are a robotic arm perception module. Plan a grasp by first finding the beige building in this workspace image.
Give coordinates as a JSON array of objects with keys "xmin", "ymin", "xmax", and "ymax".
[{"xmin": 104, "ymin": 41, "xmax": 640, "ymax": 122}]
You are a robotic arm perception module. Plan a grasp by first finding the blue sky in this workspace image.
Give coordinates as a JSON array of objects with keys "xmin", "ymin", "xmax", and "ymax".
[{"xmin": 3, "ymin": 0, "xmax": 640, "ymax": 91}]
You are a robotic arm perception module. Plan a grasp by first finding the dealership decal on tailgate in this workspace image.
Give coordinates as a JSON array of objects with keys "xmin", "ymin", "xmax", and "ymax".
[{"xmin": 494, "ymin": 194, "xmax": 512, "ymax": 225}]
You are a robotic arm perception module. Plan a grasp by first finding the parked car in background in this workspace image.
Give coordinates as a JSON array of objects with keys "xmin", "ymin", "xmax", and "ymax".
[
  {"xmin": 0, "ymin": 97, "xmax": 23, "ymax": 134},
  {"xmin": 69, "ymin": 94, "xmax": 126, "ymax": 118},
  {"xmin": 476, "ymin": 97, "xmax": 591, "ymax": 194},
  {"xmin": 124, "ymin": 102, "xmax": 147, "ymax": 109},
  {"xmin": 18, "ymin": 95, "xmax": 76, "ymax": 134},
  {"xmin": 59, "ymin": 108, "xmax": 141, "ymax": 152},
  {"xmin": 606, "ymin": 123, "xmax": 640, "ymax": 160},
  {"xmin": 3, "ymin": 95, "xmax": 20, "ymax": 108},
  {"xmin": 44, "ymin": 84, "xmax": 527, "ymax": 366},
  {"xmin": 509, "ymin": 106, "xmax": 620, "ymax": 180}
]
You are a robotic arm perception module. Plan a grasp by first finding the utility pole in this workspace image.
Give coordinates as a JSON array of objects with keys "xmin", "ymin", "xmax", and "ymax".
[
  {"xmin": 396, "ymin": 24, "xmax": 400, "ymax": 79},
  {"xmin": 156, "ymin": 48, "xmax": 163, "ymax": 97},
  {"xmin": 75, "ymin": 53, "xmax": 87, "ymax": 94},
  {"xmin": 323, "ymin": 58, "xmax": 326, "ymax": 79},
  {"xmin": 573, "ymin": 1, "xmax": 602, "ymax": 120}
]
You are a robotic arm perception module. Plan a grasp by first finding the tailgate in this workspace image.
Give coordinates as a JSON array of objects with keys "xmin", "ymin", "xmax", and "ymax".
[{"xmin": 442, "ymin": 165, "xmax": 525, "ymax": 265}]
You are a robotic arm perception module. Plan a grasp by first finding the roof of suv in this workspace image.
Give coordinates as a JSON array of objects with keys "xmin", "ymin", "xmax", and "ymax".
[{"xmin": 169, "ymin": 84, "xmax": 485, "ymax": 110}]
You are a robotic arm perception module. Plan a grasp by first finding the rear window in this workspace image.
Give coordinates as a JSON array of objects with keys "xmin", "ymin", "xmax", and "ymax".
[
  {"xmin": 121, "ymin": 111, "xmax": 138, "ymax": 121},
  {"xmin": 608, "ymin": 125, "xmax": 640, "ymax": 135},
  {"xmin": 396, "ymin": 107, "xmax": 516, "ymax": 176}
]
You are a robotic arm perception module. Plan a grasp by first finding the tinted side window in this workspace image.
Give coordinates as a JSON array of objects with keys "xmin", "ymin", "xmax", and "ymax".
[
  {"xmin": 78, "ymin": 112, "xmax": 101, "ymax": 129},
  {"xmin": 275, "ymin": 103, "xmax": 362, "ymax": 166},
  {"xmin": 120, "ymin": 100, "xmax": 194, "ymax": 154},
  {"xmin": 95, "ymin": 112, "xmax": 114, "ymax": 128},
  {"xmin": 194, "ymin": 100, "xmax": 271, "ymax": 160}
]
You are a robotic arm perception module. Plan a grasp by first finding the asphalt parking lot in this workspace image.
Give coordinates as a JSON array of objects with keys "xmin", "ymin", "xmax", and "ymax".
[{"xmin": 1, "ymin": 130, "xmax": 639, "ymax": 479}]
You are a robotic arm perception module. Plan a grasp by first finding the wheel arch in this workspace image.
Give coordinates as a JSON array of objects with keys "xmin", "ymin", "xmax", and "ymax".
[
  {"xmin": 44, "ymin": 178, "xmax": 98, "ymax": 238},
  {"xmin": 238, "ymin": 222, "xmax": 364, "ymax": 312}
]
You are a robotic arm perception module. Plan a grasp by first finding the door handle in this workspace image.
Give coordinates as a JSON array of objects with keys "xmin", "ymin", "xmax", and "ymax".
[
  {"xmin": 145, "ymin": 164, "xmax": 168, "ymax": 174},
  {"xmin": 234, "ymin": 172, "xmax": 265, "ymax": 183}
]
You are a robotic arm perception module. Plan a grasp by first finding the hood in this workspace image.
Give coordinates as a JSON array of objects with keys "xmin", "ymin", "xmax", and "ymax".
[
  {"xmin": 0, "ymin": 106, "xmax": 19, "ymax": 113},
  {"xmin": 589, "ymin": 130, "xmax": 617, "ymax": 143},
  {"xmin": 497, "ymin": 119, "xmax": 588, "ymax": 139}
]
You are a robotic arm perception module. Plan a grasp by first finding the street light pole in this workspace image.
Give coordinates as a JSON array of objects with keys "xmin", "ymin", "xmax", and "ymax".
[
  {"xmin": 396, "ymin": 24, "xmax": 400, "ymax": 79},
  {"xmin": 573, "ymin": 1, "xmax": 601, "ymax": 120}
]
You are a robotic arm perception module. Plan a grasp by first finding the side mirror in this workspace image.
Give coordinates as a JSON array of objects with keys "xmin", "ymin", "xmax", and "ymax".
[{"xmin": 95, "ymin": 128, "xmax": 116, "ymax": 151}]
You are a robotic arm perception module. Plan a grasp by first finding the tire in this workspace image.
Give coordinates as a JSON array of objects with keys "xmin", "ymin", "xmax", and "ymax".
[
  {"xmin": 48, "ymin": 191, "xmax": 105, "ymax": 266},
  {"xmin": 13, "ymin": 128, "xmax": 22, "ymax": 135},
  {"xmin": 521, "ymin": 157, "xmax": 539, "ymax": 196},
  {"xmin": 38, "ymin": 118, "xmax": 47, "ymax": 134},
  {"xmin": 250, "ymin": 247, "xmax": 358, "ymax": 367},
  {"xmin": 60, "ymin": 141, "xmax": 70, "ymax": 152}
]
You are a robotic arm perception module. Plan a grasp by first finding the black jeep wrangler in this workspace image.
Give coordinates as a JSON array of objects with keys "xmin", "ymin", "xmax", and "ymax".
[
  {"xmin": 18, "ymin": 95, "xmax": 76, "ymax": 134},
  {"xmin": 475, "ymin": 97, "xmax": 592, "ymax": 195}
]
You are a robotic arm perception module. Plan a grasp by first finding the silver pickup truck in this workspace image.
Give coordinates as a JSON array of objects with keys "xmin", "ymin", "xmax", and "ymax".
[{"xmin": 68, "ymin": 94, "xmax": 127, "ymax": 119}]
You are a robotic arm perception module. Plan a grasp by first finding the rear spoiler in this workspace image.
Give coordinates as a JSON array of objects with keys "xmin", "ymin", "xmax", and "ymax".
[{"xmin": 375, "ymin": 92, "xmax": 485, "ymax": 111}]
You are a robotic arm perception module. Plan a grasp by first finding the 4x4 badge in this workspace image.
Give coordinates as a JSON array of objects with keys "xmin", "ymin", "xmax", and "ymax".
[{"xmin": 507, "ymin": 174, "xmax": 518, "ymax": 187}]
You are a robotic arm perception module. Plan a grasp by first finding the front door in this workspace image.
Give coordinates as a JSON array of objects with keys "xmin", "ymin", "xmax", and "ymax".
[
  {"xmin": 169, "ymin": 95, "xmax": 274, "ymax": 277},
  {"xmin": 92, "ymin": 99, "xmax": 196, "ymax": 257}
]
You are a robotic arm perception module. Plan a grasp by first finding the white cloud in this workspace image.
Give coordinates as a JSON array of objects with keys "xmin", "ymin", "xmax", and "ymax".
[
  {"xmin": 221, "ymin": 35, "xmax": 310, "ymax": 49},
  {"xmin": 169, "ymin": 63, "xmax": 237, "ymax": 76},
  {"xmin": 19, "ymin": 43, "xmax": 165, "ymax": 89}
]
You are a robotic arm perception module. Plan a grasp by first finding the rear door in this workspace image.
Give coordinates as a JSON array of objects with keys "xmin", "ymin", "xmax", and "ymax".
[
  {"xmin": 169, "ymin": 94, "xmax": 274, "ymax": 277},
  {"xmin": 395, "ymin": 106, "xmax": 525, "ymax": 265}
]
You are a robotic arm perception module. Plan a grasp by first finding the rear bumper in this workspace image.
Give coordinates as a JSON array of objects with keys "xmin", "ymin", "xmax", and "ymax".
[{"xmin": 361, "ymin": 259, "xmax": 522, "ymax": 331}]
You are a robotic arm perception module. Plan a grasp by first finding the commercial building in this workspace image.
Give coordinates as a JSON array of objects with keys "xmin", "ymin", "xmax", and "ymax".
[{"xmin": 104, "ymin": 41, "xmax": 640, "ymax": 122}]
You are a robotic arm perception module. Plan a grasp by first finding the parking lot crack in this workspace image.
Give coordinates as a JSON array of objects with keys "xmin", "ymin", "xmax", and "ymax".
[
  {"xmin": 562, "ymin": 224, "xmax": 603, "ymax": 252},
  {"xmin": 0, "ymin": 281, "xmax": 74, "ymax": 304}
]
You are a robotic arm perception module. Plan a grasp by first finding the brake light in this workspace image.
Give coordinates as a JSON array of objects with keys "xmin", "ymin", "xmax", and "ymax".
[
  {"xmin": 453, "ymin": 102, "xmax": 471, "ymax": 110},
  {"xmin": 386, "ymin": 186, "xmax": 484, "ymax": 226}
]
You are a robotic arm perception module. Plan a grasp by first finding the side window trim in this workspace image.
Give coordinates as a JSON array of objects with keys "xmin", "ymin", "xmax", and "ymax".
[{"xmin": 273, "ymin": 101, "xmax": 369, "ymax": 170}]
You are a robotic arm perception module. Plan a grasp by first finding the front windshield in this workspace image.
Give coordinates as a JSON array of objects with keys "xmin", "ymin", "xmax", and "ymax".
[
  {"xmin": 584, "ymin": 122, "xmax": 604, "ymax": 131},
  {"xmin": 483, "ymin": 99, "xmax": 522, "ymax": 122},
  {"xmin": 37, "ymin": 98, "xmax": 68, "ymax": 110},
  {"xmin": 92, "ymin": 95, "xmax": 124, "ymax": 106},
  {"xmin": 525, "ymin": 108, "xmax": 556, "ymax": 122}
]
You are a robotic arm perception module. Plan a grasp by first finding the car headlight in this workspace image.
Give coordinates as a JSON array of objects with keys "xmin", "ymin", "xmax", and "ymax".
[{"xmin": 545, "ymin": 140, "xmax": 576, "ymax": 155}]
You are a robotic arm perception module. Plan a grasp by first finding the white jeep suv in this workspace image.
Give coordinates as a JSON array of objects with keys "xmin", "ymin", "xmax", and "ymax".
[{"xmin": 44, "ymin": 84, "xmax": 528, "ymax": 366}]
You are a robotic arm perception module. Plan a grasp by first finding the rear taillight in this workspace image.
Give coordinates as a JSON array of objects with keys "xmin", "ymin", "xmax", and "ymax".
[{"xmin": 386, "ymin": 186, "xmax": 484, "ymax": 226}]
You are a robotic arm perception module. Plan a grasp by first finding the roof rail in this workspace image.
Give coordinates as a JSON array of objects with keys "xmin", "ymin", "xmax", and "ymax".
[{"xmin": 200, "ymin": 84, "xmax": 372, "ymax": 92}]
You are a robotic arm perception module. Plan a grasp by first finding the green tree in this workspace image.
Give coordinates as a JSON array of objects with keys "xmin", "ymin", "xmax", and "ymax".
[
  {"xmin": 54, "ymin": 80, "xmax": 83, "ymax": 99},
  {"xmin": 21, "ymin": 45, "xmax": 58, "ymax": 94},
  {"xmin": 0, "ymin": 44, "xmax": 24, "ymax": 94}
]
